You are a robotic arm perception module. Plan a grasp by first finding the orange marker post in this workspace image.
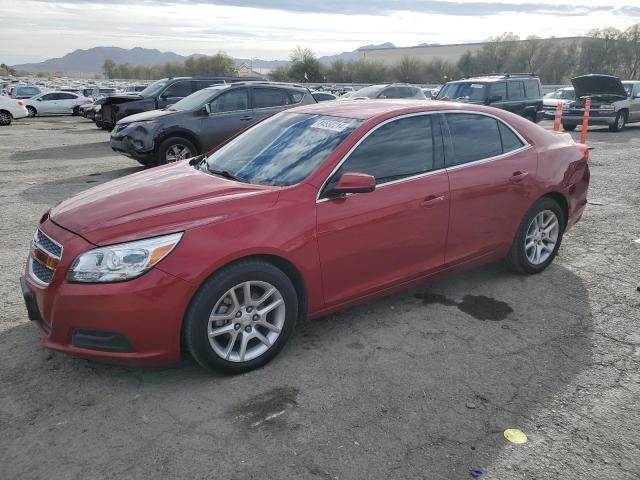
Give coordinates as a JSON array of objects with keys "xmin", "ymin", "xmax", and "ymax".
[
  {"xmin": 553, "ymin": 101, "xmax": 564, "ymax": 132},
  {"xmin": 580, "ymin": 97, "xmax": 591, "ymax": 144}
]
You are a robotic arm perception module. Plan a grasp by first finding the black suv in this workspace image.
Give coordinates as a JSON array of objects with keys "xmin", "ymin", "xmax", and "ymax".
[
  {"xmin": 97, "ymin": 76, "xmax": 260, "ymax": 131},
  {"xmin": 110, "ymin": 82, "xmax": 316, "ymax": 166},
  {"xmin": 437, "ymin": 74, "xmax": 543, "ymax": 122}
]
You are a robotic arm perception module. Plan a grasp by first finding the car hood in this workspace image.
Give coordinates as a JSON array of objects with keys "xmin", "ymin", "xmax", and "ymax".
[
  {"xmin": 118, "ymin": 109, "xmax": 177, "ymax": 124},
  {"xmin": 50, "ymin": 162, "xmax": 280, "ymax": 245},
  {"xmin": 571, "ymin": 75, "xmax": 627, "ymax": 99}
]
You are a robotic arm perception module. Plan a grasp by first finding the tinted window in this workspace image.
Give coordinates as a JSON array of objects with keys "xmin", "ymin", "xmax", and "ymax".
[
  {"xmin": 58, "ymin": 93, "xmax": 77, "ymax": 100},
  {"xmin": 40, "ymin": 94, "xmax": 56, "ymax": 101},
  {"xmin": 437, "ymin": 82, "xmax": 487, "ymax": 102},
  {"xmin": 290, "ymin": 91, "xmax": 305, "ymax": 103},
  {"xmin": 490, "ymin": 82, "xmax": 507, "ymax": 100},
  {"xmin": 210, "ymin": 88, "xmax": 248, "ymax": 113},
  {"xmin": 332, "ymin": 115, "xmax": 435, "ymax": 186},
  {"xmin": 524, "ymin": 79, "xmax": 541, "ymax": 98},
  {"xmin": 163, "ymin": 81, "xmax": 192, "ymax": 98},
  {"xmin": 446, "ymin": 113, "xmax": 502, "ymax": 165},
  {"xmin": 507, "ymin": 81, "xmax": 525, "ymax": 100},
  {"xmin": 253, "ymin": 88, "xmax": 290, "ymax": 108},
  {"xmin": 498, "ymin": 122, "xmax": 524, "ymax": 153},
  {"xmin": 379, "ymin": 87, "xmax": 400, "ymax": 98}
]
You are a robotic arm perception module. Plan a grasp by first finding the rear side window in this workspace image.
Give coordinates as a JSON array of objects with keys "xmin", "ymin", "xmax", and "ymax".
[
  {"xmin": 253, "ymin": 88, "xmax": 290, "ymax": 108},
  {"xmin": 524, "ymin": 79, "xmax": 541, "ymax": 98},
  {"xmin": 490, "ymin": 82, "xmax": 507, "ymax": 100},
  {"xmin": 507, "ymin": 81, "xmax": 525, "ymax": 100},
  {"xmin": 58, "ymin": 93, "xmax": 77, "ymax": 100},
  {"xmin": 332, "ymin": 115, "xmax": 436, "ymax": 185},
  {"xmin": 445, "ymin": 113, "xmax": 502, "ymax": 165},
  {"xmin": 498, "ymin": 122, "xmax": 524, "ymax": 153},
  {"xmin": 40, "ymin": 93, "xmax": 56, "ymax": 101}
]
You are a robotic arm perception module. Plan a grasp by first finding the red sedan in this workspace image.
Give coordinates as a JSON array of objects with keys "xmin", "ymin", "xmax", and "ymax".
[{"xmin": 21, "ymin": 100, "xmax": 590, "ymax": 373}]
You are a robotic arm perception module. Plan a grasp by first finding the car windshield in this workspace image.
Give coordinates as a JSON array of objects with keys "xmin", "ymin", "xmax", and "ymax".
[
  {"xmin": 168, "ymin": 87, "xmax": 224, "ymax": 111},
  {"xmin": 204, "ymin": 113, "xmax": 362, "ymax": 186},
  {"xmin": 352, "ymin": 85, "xmax": 385, "ymax": 98},
  {"xmin": 545, "ymin": 89, "xmax": 575, "ymax": 100},
  {"xmin": 622, "ymin": 83, "xmax": 634, "ymax": 97},
  {"xmin": 139, "ymin": 79, "xmax": 168, "ymax": 98},
  {"xmin": 437, "ymin": 82, "xmax": 487, "ymax": 101},
  {"xmin": 17, "ymin": 87, "xmax": 40, "ymax": 96}
]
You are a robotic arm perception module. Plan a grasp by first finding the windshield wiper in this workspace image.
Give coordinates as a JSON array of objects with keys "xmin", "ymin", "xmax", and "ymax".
[{"xmin": 207, "ymin": 167, "xmax": 245, "ymax": 183}]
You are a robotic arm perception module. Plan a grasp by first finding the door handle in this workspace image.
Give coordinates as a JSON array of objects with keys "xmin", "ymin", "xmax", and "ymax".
[
  {"xmin": 240, "ymin": 116, "xmax": 253, "ymax": 121},
  {"xmin": 509, "ymin": 171, "xmax": 528, "ymax": 183},
  {"xmin": 420, "ymin": 194, "xmax": 445, "ymax": 208}
]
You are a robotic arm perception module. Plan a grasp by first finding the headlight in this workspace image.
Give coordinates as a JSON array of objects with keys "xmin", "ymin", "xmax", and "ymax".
[
  {"xmin": 597, "ymin": 104, "xmax": 614, "ymax": 110},
  {"xmin": 67, "ymin": 233, "xmax": 183, "ymax": 283}
]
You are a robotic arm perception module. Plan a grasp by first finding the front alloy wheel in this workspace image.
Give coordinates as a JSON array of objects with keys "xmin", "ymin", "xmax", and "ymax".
[
  {"xmin": 166, "ymin": 143, "xmax": 193, "ymax": 163},
  {"xmin": 208, "ymin": 281, "xmax": 286, "ymax": 362},
  {"xmin": 184, "ymin": 260, "xmax": 298, "ymax": 373}
]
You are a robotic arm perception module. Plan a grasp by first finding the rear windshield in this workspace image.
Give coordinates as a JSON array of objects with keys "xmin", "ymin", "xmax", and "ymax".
[
  {"xmin": 16, "ymin": 87, "xmax": 40, "ymax": 96},
  {"xmin": 437, "ymin": 82, "xmax": 487, "ymax": 101},
  {"xmin": 204, "ymin": 113, "xmax": 362, "ymax": 186}
]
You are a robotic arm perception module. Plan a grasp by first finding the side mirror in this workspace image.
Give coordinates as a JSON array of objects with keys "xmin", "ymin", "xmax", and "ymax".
[
  {"xmin": 36, "ymin": 97, "xmax": 42, "ymax": 101},
  {"xmin": 486, "ymin": 95, "xmax": 502, "ymax": 104},
  {"xmin": 329, "ymin": 172, "xmax": 376, "ymax": 196}
]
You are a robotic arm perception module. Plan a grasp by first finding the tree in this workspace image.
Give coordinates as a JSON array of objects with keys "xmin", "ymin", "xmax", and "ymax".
[
  {"xmin": 326, "ymin": 59, "xmax": 352, "ymax": 83},
  {"xmin": 288, "ymin": 46, "xmax": 323, "ymax": 82},
  {"xmin": 393, "ymin": 57, "xmax": 424, "ymax": 83},
  {"xmin": 102, "ymin": 59, "xmax": 116, "ymax": 78},
  {"xmin": 268, "ymin": 65, "xmax": 291, "ymax": 82}
]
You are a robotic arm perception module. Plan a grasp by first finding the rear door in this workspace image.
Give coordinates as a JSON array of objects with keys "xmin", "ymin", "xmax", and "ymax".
[
  {"xmin": 57, "ymin": 93, "xmax": 78, "ymax": 113},
  {"xmin": 316, "ymin": 113, "xmax": 449, "ymax": 306},
  {"xmin": 442, "ymin": 112, "xmax": 537, "ymax": 264},
  {"xmin": 201, "ymin": 87, "xmax": 250, "ymax": 150}
]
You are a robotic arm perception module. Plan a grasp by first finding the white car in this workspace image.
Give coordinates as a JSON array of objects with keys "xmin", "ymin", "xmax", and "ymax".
[
  {"xmin": 0, "ymin": 96, "xmax": 28, "ymax": 126},
  {"xmin": 542, "ymin": 87, "xmax": 575, "ymax": 119},
  {"xmin": 25, "ymin": 91, "xmax": 92, "ymax": 117}
]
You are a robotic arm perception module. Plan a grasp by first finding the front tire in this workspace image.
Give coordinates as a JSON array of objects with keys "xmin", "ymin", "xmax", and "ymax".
[
  {"xmin": 507, "ymin": 197, "xmax": 565, "ymax": 274},
  {"xmin": 156, "ymin": 137, "xmax": 197, "ymax": 166},
  {"xmin": 26, "ymin": 106, "xmax": 36, "ymax": 117},
  {"xmin": 609, "ymin": 110, "xmax": 626, "ymax": 132},
  {"xmin": 184, "ymin": 260, "xmax": 299, "ymax": 374},
  {"xmin": 0, "ymin": 110, "xmax": 12, "ymax": 126}
]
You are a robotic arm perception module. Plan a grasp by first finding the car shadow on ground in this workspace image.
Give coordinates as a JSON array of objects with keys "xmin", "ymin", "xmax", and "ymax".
[
  {"xmin": 0, "ymin": 262, "xmax": 592, "ymax": 479},
  {"xmin": 11, "ymin": 141, "xmax": 114, "ymax": 161},
  {"xmin": 20, "ymin": 167, "xmax": 144, "ymax": 205}
]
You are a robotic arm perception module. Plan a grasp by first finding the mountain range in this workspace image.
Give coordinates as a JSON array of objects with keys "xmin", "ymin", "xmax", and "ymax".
[{"xmin": 11, "ymin": 44, "xmax": 398, "ymax": 74}]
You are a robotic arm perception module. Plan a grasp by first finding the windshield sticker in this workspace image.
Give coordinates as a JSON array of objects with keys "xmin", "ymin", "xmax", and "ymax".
[{"xmin": 310, "ymin": 119, "xmax": 352, "ymax": 132}]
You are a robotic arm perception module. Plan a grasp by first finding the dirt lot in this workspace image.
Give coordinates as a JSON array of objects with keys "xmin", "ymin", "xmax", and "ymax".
[{"xmin": 1, "ymin": 116, "xmax": 639, "ymax": 480}]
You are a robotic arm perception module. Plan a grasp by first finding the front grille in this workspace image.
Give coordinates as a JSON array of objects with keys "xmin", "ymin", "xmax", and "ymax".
[
  {"xmin": 35, "ymin": 229, "xmax": 62, "ymax": 257},
  {"xmin": 30, "ymin": 258, "xmax": 54, "ymax": 284},
  {"xmin": 29, "ymin": 229, "xmax": 63, "ymax": 287}
]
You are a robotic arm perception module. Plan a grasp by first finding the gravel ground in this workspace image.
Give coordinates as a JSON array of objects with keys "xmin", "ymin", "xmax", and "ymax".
[{"xmin": 1, "ymin": 116, "xmax": 639, "ymax": 480}]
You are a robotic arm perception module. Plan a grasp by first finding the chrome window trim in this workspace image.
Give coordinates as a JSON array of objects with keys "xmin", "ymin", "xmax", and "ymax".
[{"xmin": 315, "ymin": 109, "xmax": 531, "ymax": 203}]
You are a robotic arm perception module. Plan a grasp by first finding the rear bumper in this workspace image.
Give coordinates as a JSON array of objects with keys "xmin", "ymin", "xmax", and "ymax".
[{"xmin": 11, "ymin": 107, "xmax": 28, "ymax": 120}]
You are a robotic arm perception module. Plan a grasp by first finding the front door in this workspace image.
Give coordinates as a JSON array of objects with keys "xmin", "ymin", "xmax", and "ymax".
[
  {"xmin": 442, "ymin": 112, "xmax": 537, "ymax": 264},
  {"xmin": 201, "ymin": 87, "xmax": 251, "ymax": 150},
  {"xmin": 316, "ymin": 114, "xmax": 450, "ymax": 306}
]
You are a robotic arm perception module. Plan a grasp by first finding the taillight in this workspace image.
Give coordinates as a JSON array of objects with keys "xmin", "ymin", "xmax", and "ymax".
[{"xmin": 18, "ymin": 100, "xmax": 24, "ymax": 107}]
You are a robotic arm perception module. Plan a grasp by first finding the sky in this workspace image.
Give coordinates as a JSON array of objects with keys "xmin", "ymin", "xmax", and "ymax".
[{"xmin": 1, "ymin": 0, "xmax": 639, "ymax": 65}]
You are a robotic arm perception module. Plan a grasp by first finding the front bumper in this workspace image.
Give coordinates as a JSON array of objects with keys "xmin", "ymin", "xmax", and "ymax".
[
  {"xmin": 561, "ymin": 112, "xmax": 616, "ymax": 126},
  {"xmin": 21, "ymin": 220, "xmax": 195, "ymax": 366},
  {"xmin": 110, "ymin": 135, "xmax": 155, "ymax": 163}
]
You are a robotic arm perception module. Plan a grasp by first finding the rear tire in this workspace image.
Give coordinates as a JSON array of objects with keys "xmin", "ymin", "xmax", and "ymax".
[
  {"xmin": 184, "ymin": 260, "xmax": 298, "ymax": 374},
  {"xmin": 0, "ymin": 110, "xmax": 12, "ymax": 126},
  {"xmin": 608, "ymin": 110, "xmax": 626, "ymax": 132},
  {"xmin": 506, "ymin": 197, "xmax": 565, "ymax": 275},
  {"xmin": 156, "ymin": 137, "xmax": 197, "ymax": 166},
  {"xmin": 72, "ymin": 106, "xmax": 80, "ymax": 116},
  {"xmin": 26, "ymin": 106, "xmax": 36, "ymax": 117},
  {"xmin": 562, "ymin": 124, "xmax": 576, "ymax": 131}
]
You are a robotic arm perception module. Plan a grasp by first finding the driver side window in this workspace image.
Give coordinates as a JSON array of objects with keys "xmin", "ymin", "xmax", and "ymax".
[
  {"xmin": 162, "ymin": 81, "xmax": 192, "ymax": 98},
  {"xmin": 323, "ymin": 115, "xmax": 437, "ymax": 195},
  {"xmin": 210, "ymin": 88, "xmax": 249, "ymax": 113}
]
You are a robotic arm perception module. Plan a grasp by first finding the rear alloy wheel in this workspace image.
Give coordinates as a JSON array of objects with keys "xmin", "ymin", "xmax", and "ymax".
[
  {"xmin": 507, "ymin": 197, "xmax": 565, "ymax": 274},
  {"xmin": 609, "ymin": 111, "xmax": 626, "ymax": 132},
  {"xmin": 0, "ymin": 110, "xmax": 12, "ymax": 126},
  {"xmin": 184, "ymin": 260, "xmax": 298, "ymax": 374},
  {"xmin": 26, "ymin": 106, "xmax": 36, "ymax": 117},
  {"xmin": 157, "ymin": 137, "xmax": 197, "ymax": 165}
]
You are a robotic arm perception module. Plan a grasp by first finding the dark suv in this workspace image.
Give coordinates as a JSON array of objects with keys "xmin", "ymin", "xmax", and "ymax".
[
  {"xmin": 97, "ymin": 76, "xmax": 260, "ymax": 131},
  {"xmin": 437, "ymin": 74, "xmax": 543, "ymax": 122},
  {"xmin": 110, "ymin": 82, "xmax": 316, "ymax": 166}
]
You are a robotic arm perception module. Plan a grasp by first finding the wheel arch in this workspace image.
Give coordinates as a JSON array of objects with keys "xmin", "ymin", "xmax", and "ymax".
[
  {"xmin": 540, "ymin": 191, "xmax": 569, "ymax": 227},
  {"xmin": 26, "ymin": 105, "xmax": 37, "ymax": 115},
  {"xmin": 155, "ymin": 129, "xmax": 202, "ymax": 154},
  {"xmin": 179, "ymin": 253, "xmax": 309, "ymax": 351},
  {"xmin": 0, "ymin": 109, "xmax": 13, "ymax": 118}
]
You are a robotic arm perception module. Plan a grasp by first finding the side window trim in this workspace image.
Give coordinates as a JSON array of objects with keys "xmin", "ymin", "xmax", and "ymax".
[
  {"xmin": 440, "ymin": 111, "xmax": 530, "ymax": 170},
  {"xmin": 317, "ymin": 112, "xmax": 445, "ymax": 201}
]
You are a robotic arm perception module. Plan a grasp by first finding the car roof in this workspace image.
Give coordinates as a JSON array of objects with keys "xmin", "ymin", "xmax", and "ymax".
[{"xmin": 291, "ymin": 99, "xmax": 490, "ymax": 120}]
